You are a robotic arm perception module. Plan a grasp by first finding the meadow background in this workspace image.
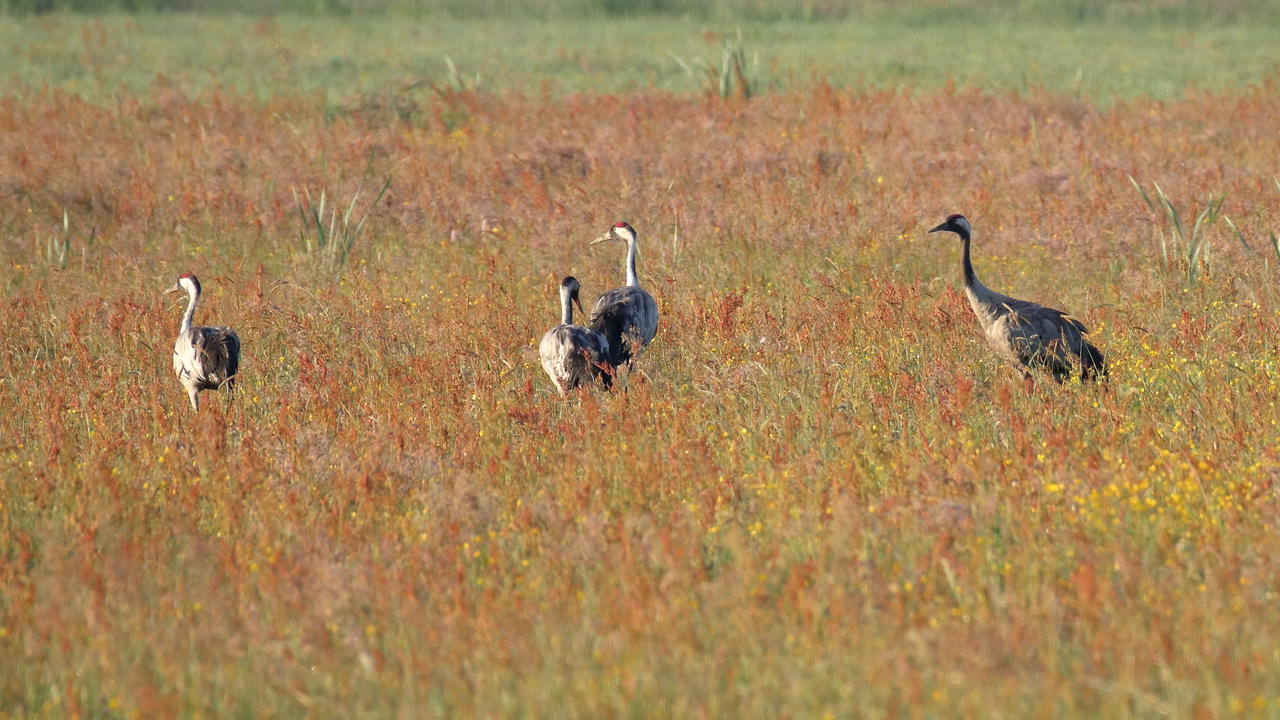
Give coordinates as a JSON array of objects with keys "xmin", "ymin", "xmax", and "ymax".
[{"xmin": 3, "ymin": 0, "xmax": 1280, "ymax": 717}]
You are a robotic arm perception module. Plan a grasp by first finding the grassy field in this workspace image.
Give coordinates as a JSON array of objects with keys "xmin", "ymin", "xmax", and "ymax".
[
  {"xmin": 2, "ymin": 11, "xmax": 1279, "ymax": 102},
  {"xmin": 4, "ymin": 6, "xmax": 1280, "ymax": 719}
]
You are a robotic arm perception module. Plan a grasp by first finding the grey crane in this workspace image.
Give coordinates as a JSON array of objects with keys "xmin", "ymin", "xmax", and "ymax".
[
  {"xmin": 540, "ymin": 276, "xmax": 612, "ymax": 397},
  {"xmin": 167, "ymin": 273, "xmax": 241, "ymax": 411},
  {"xmin": 928, "ymin": 214, "xmax": 1106, "ymax": 383},
  {"xmin": 588, "ymin": 222, "xmax": 659, "ymax": 368}
]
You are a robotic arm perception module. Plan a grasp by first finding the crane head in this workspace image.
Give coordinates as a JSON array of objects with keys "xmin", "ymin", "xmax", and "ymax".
[
  {"xmin": 590, "ymin": 221, "xmax": 636, "ymax": 246},
  {"xmin": 166, "ymin": 272, "xmax": 201, "ymax": 297},
  {"xmin": 929, "ymin": 214, "xmax": 971, "ymax": 238},
  {"xmin": 561, "ymin": 275, "xmax": 584, "ymax": 313}
]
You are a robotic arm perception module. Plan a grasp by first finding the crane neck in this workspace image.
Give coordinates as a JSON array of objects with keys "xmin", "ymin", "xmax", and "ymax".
[
  {"xmin": 624, "ymin": 236, "xmax": 639, "ymax": 288},
  {"xmin": 180, "ymin": 286, "xmax": 199, "ymax": 334},
  {"xmin": 559, "ymin": 287, "xmax": 574, "ymax": 325},
  {"xmin": 959, "ymin": 230, "xmax": 977, "ymax": 288}
]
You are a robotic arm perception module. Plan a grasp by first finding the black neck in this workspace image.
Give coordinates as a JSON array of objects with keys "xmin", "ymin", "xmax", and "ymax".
[{"xmin": 959, "ymin": 230, "xmax": 975, "ymax": 288}]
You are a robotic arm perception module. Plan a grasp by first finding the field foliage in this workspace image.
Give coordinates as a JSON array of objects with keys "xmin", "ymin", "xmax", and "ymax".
[
  {"xmin": 2, "ymin": 8, "xmax": 1280, "ymax": 719},
  {"xmin": 5, "ymin": 0, "xmax": 1279, "ymax": 21},
  {"xmin": 2, "ymin": 11, "xmax": 1279, "ymax": 102}
]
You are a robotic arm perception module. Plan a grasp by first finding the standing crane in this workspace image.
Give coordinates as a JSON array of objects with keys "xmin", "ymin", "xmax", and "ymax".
[
  {"xmin": 167, "ymin": 273, "xmax": 241, "ymax": 411},
  {"xmin": 928, "ymin": 214, "xmax": 1106, "ymax": 383},
  {"xmin": 540, "ymin": 276, "xmax": 612, "ymax": 397},
  {"xmin": 588, "ymin": 222, "xmax": 659, "ymax": 369}
]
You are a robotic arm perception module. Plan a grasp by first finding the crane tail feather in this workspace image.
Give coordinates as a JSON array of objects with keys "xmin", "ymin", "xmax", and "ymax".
[{"xmin": 1079, "ymin": 340, "xmax": 1107, "ymax": 382}]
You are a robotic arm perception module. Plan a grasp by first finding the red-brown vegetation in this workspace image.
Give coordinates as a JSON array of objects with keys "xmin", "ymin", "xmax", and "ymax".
[{"xmin": 2, "ymin": 79, "xmax": 1280, "ymax": 715}]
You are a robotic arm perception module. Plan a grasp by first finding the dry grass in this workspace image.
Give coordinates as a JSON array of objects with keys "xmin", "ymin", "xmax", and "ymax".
[{"xmin": 3, "ymin": 78, "xmax": 1280, "ymax": 717}]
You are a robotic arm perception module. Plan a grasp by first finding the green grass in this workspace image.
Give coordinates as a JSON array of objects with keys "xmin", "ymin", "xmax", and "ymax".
[
  {"xmin": 0, "ymin": 12, "xmax": 1276, "ymax": 102},
  {"xmin": 5, "ymin": 0, "xmax": 1280, "ymax": 23}
]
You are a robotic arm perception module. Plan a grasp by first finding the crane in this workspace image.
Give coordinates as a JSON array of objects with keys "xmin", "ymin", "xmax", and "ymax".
[
  {"xmin": 539, "ymin": 276, "xmax": 612, "ymax": 397},
  {"xmin": 167, "ymin": 273, "xmax": 241, "ymax": 411},
  {"xmin": 588, "ymin": 222, "xmax": 659, "ymax": 369},
  {"xmin": 928, "ymin": 214, "xmax": 1106, "ymax": 383}
]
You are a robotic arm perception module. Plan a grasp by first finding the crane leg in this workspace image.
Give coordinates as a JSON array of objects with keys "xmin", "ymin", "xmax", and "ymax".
[{"xmin": 188, "ymin": 388, "xmax": 200, "ymax": 412}]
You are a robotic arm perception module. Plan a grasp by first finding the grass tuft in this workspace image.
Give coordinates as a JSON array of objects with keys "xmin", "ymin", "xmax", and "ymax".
[
  {"xmin": 291, "ymin": 176, "xmax": 393, "ymax": 270},
  {"xmin": 1128, "ymin": 175, "xmax": 1227, "ymax": 285}
]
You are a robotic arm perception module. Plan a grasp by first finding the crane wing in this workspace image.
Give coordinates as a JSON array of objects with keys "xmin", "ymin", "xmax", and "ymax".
[
  {"xmin": 539, "ymin": 324, "xmax": 612, "ymax": 393},
  {"xmin": 589, "ymin": 287, "xmax": 658, "ymax": 366},
  {"xmin": 189, "ymin": 325, "xmax": 241, "ymax": 388},
  {"xmin": 995, "ymin": 301, "xmax": 1103, "ymax": 380},
  {"xmin": 998, "ymin": 299, "xmax": 1090, "ymax": 334}
]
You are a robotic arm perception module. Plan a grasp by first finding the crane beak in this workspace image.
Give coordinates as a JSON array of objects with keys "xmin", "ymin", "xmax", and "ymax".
[
  {"xmin": 573, "ymin": 295, "xmax": 584, "ymax": 314},
  {"xmin": 164, "ymin": 282, "xmax": 181, "ymax": 295},
  {"xmin": 928, "ymin": 222, "xmax": 949, "ymax": 234},
  {"xmin": 589, "ymin": 231, "xmax": 613, "ymax": 245}
]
